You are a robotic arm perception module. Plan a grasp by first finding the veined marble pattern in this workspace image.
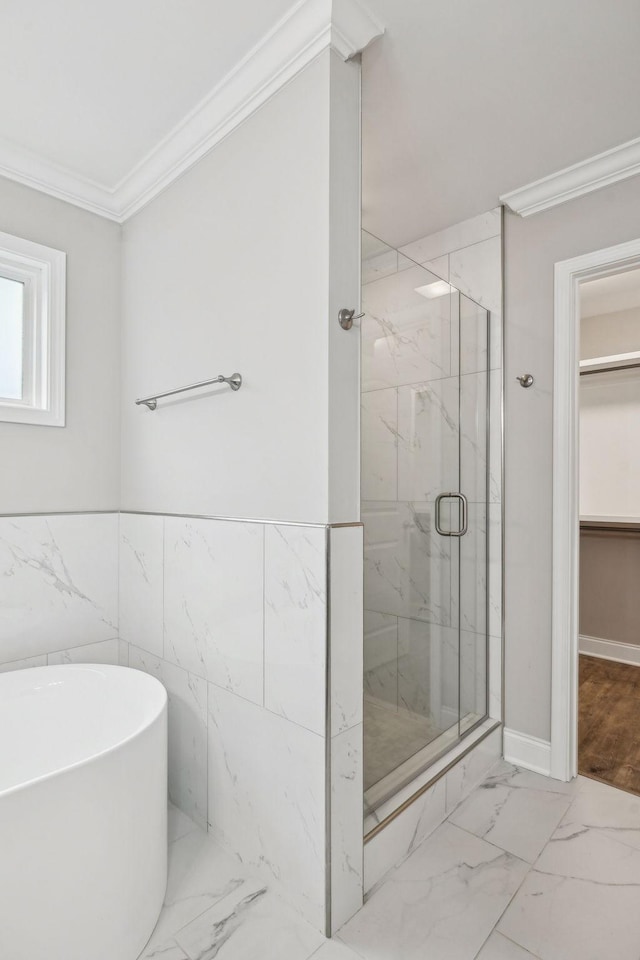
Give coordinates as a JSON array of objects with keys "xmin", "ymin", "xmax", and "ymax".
[
  {"xmin": 264, "ymin": 524, "xmax": 327, "ymax": 736},
  {"xmin": 460, "ymin": 372, "xmax": 489, "ymax": 504},
  {"xmin": 47, "ymin": 636, "xmax": 124, "ymax": 666},
  {"xmin": 361, "ymin": 265, "xmax": 452, "ymax": 392},
  {"xmin": 142, "ymin": 764, "xmax": 639, "ymax": 960},
  {"xmin": 364, "ymin": 609, "xmax": 398, "ymax": 709},
  {"xmin": 119, "ymin": 512, "xmax": 164, "ymax": 657},
  {"xmin": 396, "ymin": 377, "xmax": 459, "ymax": 502},
  {"xmin": 363, "ymin": 500, "xmax": 452, "ymax": 626},
  {"xmin": 0, "ymin": 513, "xmax": 118, "ymax": 663},
  {"xmin": 164, "ymin": 517, "xmax": 264, "ymax": 705},
  {"xmin": 450, "ymin": 236, "xmax": 502, "ymax": 319},
  {"xmin": 397, "ymin": 618, "xmax": 458, "ymax": 724},
  {"xmin": 398, "ymin": 208, "xmax": 501, "ymax": 266},
  {"xmin": 329, "ymin": 525, "xmax": 364, "ymax": 736},
  {"xmin": 331, "ymin": 724, "xmax": 364, "ymax": 931},
  {"xmin": 341, "ymin": 821, "xmax": 529, "ymax": 960},
  {"xmin": 361, "ymin": 388, "xmax": 398, "ymax": 501},
  {"xmin": 130, "ymin": 644, "xmax": 208, "ymax": 829},
  {"xmin": 207, "ymin": 682, "xmax": 326, "ymax": 930}
]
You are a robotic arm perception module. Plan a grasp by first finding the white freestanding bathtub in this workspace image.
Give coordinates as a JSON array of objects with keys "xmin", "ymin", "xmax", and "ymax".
[{"xmin": 0, "ymin": 663, "xmax": 168, "ymax": 960}]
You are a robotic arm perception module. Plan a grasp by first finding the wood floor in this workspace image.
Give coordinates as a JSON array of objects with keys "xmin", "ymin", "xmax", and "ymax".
[{"xmin": 579, "ymin": 654, "xmax": 640, "ymax": 794}]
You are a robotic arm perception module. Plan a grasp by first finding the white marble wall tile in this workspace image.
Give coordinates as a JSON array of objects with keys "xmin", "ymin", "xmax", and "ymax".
[
  {"xmin": 445, "ymin": 728, "xmax": 502, "ymax": 814},
  {"xmin": 399, "ymin": 208, "xmax": 501, "ymax": 265},
  {"xmin": 362, "ymin": 247, "xmax": 400, "ymax": 285},
  {"xmin": 422, "ymin": 254, "xmax": 449, "ymax": 281},
  {"xmin": 489, "ymin": 369, "xmax": 502, "ymax": 502},
  {"xmin": 460, "ymin": 371, "xmax": 489, "ymax": 504},
  {"xmin": 361, "ymin": 388, "xmax": 398, "ymax": 501},
  {"xmin": 451, "ymin": 502, "xmax": 487, "ymax": 636},
  {"xmin": 331, "ymin": 723, "xmax": 363, "ymax": 932},
  {"xmin": 489, "ymin": 503, "xmax": 502, "ymax": 640},
  {"xmin": 397, "ymin": 377, "xmax": 459, "ymax": 502},
  {"xmin": 363, "ymin": 776, "xmax": 446, "ymax": 893},
  {"xmin": 459, "ymin": 629, "xmax": 487, "ymax": 721},
  {"xmin": 264, "ymin": 524, "xmax": 326, "ymax": 735},
  {"xmin": 341, "ymin": 821, "xmax": 528, "ymax": 960},
  {"xmin": 119, "ymin": 512, "xmax": 164, "ymax": 657},
  {"xmin": 363, "ymin": 501, "xmax": 452, "ymax": 626},
  {"xmin": 130, "ymin": 644, "xmax": 208, "ymax": 829},
  {"xmin": 47, "ymin": 637, "xmax": 121, "ymax": 665},
  {"xmin": 450, "ymin": 236, "xmax": 502, "ymax": 317},
  {"xmin": 164, "ymin": 517, "xmax": 264, "ymax": 705},
  {"xmin": 397, "ymin": 618, "xmax": 458, "ymax": 724},
  {"xmin": 489, "ymin": 633, "xmax": 502, "ymax": 720},
  {"xmin": 207, "ymin": 683, "xmax": 326, "ymax": 931},
  {"xmin": 364, "ymin": 610, "xmax": 398, "ymax": 708},
  {"xmin": 0, "ymin": 653, "xmax": 46, "ymax": 673},
  {"xmin": 361, "ymin": 265, "xmax": 451, "ymax": 392},
  {"xmin": 329, "ymin": 526, "xmax": 363, "ymax": 735},
  {"xmin": 0, "ymin": 513, "xmax": 118, "ymax": 663},
  {"xmin": 459, "ymin": 292, "xmax": 490, "ymax": 376}
]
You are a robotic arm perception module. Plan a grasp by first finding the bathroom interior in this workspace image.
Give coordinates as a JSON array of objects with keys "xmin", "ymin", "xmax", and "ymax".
[{"xmin": 3, "ymin": 2, "xmax": 640, "ymax": 959}]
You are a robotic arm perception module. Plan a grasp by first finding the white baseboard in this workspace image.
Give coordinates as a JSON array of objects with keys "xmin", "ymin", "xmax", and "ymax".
[
  {"xmin": 503, "ymin": 728, "xmax": 551, "ymax": 776},
  {"xmin": 579, "ymin": 634, "xmax": 640, "ymax": 667}
]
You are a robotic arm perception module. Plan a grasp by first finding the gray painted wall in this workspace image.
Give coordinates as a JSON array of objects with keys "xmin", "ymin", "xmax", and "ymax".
[
  {"xmin": 504, "ymin": 176, "xmax": 640, "ymax": 741},
  {"xmin": 0, "ymin": 178, "xmax": 121, "ymax": 513}
]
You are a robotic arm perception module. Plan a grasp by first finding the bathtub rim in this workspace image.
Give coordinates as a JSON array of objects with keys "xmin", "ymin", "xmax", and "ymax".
[{"xmin": 0, "ymin": 663, "xmax": 167, "ymax": 801}]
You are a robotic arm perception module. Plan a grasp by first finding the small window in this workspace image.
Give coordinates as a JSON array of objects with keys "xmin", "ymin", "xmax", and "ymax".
[{"xmin": 0, "ymin": 231, "xmax": 66, "ymax": 426}]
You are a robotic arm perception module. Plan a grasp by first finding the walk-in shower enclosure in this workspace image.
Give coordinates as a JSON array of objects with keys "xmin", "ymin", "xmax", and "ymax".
[{"xmin": 361, "ymin": 232, "xmax": 493, "ymax": 816}]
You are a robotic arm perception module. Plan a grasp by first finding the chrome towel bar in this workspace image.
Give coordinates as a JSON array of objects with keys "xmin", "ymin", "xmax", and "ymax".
[{"xmin": 135, "ymin": 373, "xmax": 242, "ymax": 410}]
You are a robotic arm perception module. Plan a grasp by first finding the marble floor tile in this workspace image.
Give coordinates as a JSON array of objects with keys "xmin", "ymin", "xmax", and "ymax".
[
  {"xmin": 339, "ymin": 822, "xmax": 529, "ymax": 960},
  {"xmin": 141, "ymin": 814, "xmax": 252, "ymax": 956},
  {"xmin": 498, "ymin": 783, "xmax": 640, "ymax": 960},
  {"xmin": 448, "ymin": 774, "xmax": 572, "ymax": 863},
  {"xmin": 310, "ymin": 941, "xmax": 364, "ymax": 959},
  {"xmin": 174, "ymin": 879, "xmax": 325, "ymax": 960},
  {"xmin": 475, "ymin": 931, "xmax": 538, "ymax": 959},
  {"xmin": 497, "ymin": 867, "xmax": 640, "ymax": 960}
]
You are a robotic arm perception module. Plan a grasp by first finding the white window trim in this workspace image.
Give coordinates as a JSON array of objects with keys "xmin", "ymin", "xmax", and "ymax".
[{"xmin": 0, "ymin": 230, "xmax": 66, "ymax": 426}]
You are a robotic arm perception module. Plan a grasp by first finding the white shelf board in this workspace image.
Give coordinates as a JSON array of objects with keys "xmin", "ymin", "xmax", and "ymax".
[{"xmin": 579, "ymin": 351, "xmax": 640, "ymax": 373}]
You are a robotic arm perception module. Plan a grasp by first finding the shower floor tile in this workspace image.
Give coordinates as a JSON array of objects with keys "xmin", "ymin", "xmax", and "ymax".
[{"xmin": 364, "ymin": 697, "xmax": 444, "ymax": 790}]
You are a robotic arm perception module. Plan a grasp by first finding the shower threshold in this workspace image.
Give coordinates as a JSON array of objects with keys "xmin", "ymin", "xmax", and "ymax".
[{"xmin": 364, "ymin": 710, "xmax": 494, "ymax": 832}]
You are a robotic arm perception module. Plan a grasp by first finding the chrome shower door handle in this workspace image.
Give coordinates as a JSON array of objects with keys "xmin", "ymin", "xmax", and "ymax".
[{"xmin": 435, "ymin": 492, "xmax": 468, "ymax": 537}]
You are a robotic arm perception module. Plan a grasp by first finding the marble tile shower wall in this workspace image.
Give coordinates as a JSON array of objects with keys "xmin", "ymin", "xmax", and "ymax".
[
  {"xmin": 0, "ymin": 513, "xmax": 122, "ymax": 672},
  {"xmin": 361, "ymin": 208, "xmax": 503, "ymax": 727},
  {"xmin": 120, "ymin": 513, "xmax": 362, "ymax": 933},
  {"xmin": 0, "ymin": 510, "xmax": 363, "ymax": 934}
]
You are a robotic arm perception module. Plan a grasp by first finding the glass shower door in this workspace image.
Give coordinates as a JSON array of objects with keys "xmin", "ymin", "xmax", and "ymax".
[{"xmin": 361, "ymin": 232, "xmax": 489, "ymax": 813}]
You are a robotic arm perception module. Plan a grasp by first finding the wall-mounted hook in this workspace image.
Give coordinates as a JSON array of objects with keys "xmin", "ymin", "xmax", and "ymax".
[
  {"xmin": 516, "ymin": 373, "xmax": 534, "ymax": 388},
  {"xmin": 338, "ymin": 307, "xmax": 365, "ymax": 330}
]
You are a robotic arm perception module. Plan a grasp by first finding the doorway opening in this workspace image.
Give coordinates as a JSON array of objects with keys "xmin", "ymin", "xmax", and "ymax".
[
  {"xmin": 551, "ymin": 238, "xmax": 640, "ymax": 783},
  {"xmin": 578, "ymin": 267, "xmax": 640, "ymax": 793}
]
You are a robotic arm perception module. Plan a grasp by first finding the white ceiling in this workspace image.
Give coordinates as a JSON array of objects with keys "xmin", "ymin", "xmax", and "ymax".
[
  {"xmin": 581, "ymin": 267, "xmax": 640, "ymax": 319},
  {"xmin": 0, "ymin": 0, "xmax": 292, "ymax": 187},
  {"xmin": 1, "ymin": 1, "xmax": 640, "ymax": 236},
  {"xmin": 361, "ymin": 0, "xmax": 640, "ymax": 247}
]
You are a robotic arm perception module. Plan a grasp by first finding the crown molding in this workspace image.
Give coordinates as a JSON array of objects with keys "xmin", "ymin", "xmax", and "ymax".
[
  {"xmin": 500, "ymin": 136, "xmax": 640, "ymax": 217},
  {"xmin": 0, "ymin": 0, "xmax": 383, "ymax": 224}
]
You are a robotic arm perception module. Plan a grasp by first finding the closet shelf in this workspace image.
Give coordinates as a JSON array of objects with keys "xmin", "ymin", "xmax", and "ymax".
[
  {"xmin": 580, "ymin": 515, "xmax": 640, "ymax": 532},
  {"xmin": 579, "ymin": 351, "xmax": 640, "ymax": 375}
]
